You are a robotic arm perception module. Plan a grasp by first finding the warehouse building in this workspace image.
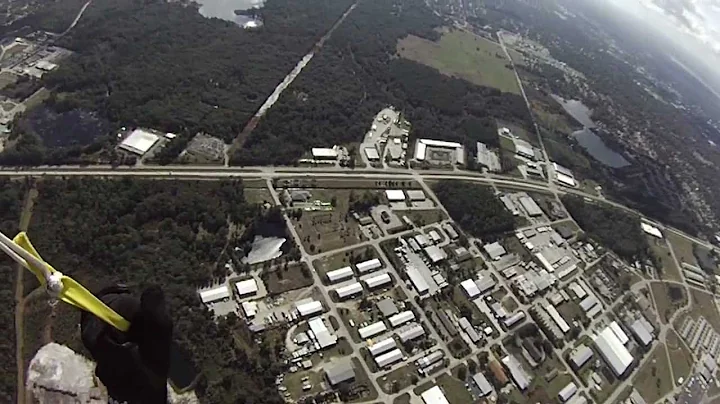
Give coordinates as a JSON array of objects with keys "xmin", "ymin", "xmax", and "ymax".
[
  {"xmin": 312, "ymin": 147, "xmax": 339, "ymax": 160},
  {"xmin": 119, "ymin": 129, "xmax": 160, "ymax": 156},
  {"xmin": 389, "ymin": 311, "xmax": 416, "ymax": 328},
  {"xmin": 569, "ymin": 345, "xmax": 593, "ymax": 369},
  {"xmin": 407, "ymin": 190, "xmax": 426, "ymax": 201},
  {"xmin": 420, "ymin": 386, "xmax": 450, "ymax": 404},
  {"xmin": 335, "ymin": 282, "xmax": 363, "ymax": 300},
  {"xmin": 398, "ymin": 323, "xmax": 425, "ymax": 342},
  {"xmin": 630, "ymin": 318, "xmax": 654, "ymax": 348},
  {"xmin": 546, "ymin": 305, "xmax": 570, "ymax": 334},
  {"xmin": 364, "ymin": 147, "xmax": 380, "ymax": 161},
  {"xmin": 359, "ymin": 321, "xmax": 388, "ymax": 339},
  {"xmin": 609, "ymin": 321, "xmax": 630, "ymax": 345},
  {"xmin": 325, "ymin": 360, "xmax": 355, "ymax": 386},
  {"xmin": 308, "ymin": 317, "xmax": 338, "ymax": 349},
  {"xmin": 513, "ymin": 138, "xmax": 535, "ymax": 160},
  {"xmin": 424, "ymin": 245, "xmax": 447, "ymax": 263},
  {"xmin": 593, "ymin": 326, "xmax": 634, "ymax": 377},
  {"xmin": 414, "ymin": 138, "xmax": 466, "ymax": 166},
  {"xmin": 519, "ymin": 196, "xmax": 543, "ymax": 217},
  {"xmin": 416, "ymin": 350, "xmax": 445, "ymax": 369},
  {"xmin": 375, "ymin": 348, "xmax": 403, "ymax": 368},
  {"xmin": 234, "ymin": 279, "xmax": 258, "ymax": 297},
  {"xmin": 459, "ymin": 317, "xmax": 481, "ymax": 343},
  {"xmin": 472, "ymin": 372, "xmax": 493, "ymax": 397},
  {"xmin": 368, "ymin": 337, "xmax": 397, "ymax": 356},
  {"xmin": 242, "ymin": 301, "xmax": 258, "ymax": 318},
  {"xmin": 461, "ymin": 279, "xmax": 481, "ymax": 298},
  {"xmin": 356, "ymin": 258, "xmax": 382, "ymax": 273},
  {"xmin": 502, "ymin": 355, "xmax": 531, "ymax": 390},
  {"xmin": 295, "ymin": 299, "xmax": 324, "ymax": 318},
  {"xmin": 199, "ymin": 285, "xmax": 230, "ymax": 304},
  {"xmin": 442, "ymin": 223, "xmax": 458, "ymax": 239},
  {"xmin": 484, "ymin": 242, "xmax": 507, "ymax": 260},
  {"xmin": 553, "ymin": 162, "xmax": 576, "ymax": 187},
  {"xmin": 326, "ymin": 266, "xmax": 354, "ymax": 283},
  {"xmin": 377, "ymin": 298, "xmax": 399, "ymax": 317},
  {"xmin": 363, "ymin": 272, "xmax": 392, "ymax": 289},
  {"xmin": 558, "ymin": 382, "xmax": 578, "ymax": 402},
  {"xmin": 503, "ymin": 311, "xmax": 526, "ymax": 329},
  {"xmin": 385, "ymin": 190, "xmax": 406, "ymax": 202}
]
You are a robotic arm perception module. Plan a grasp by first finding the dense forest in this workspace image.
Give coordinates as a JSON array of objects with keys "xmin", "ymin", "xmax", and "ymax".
[
  {"xmin": 0, "ymin": 179, "xmax": 27, "ymax": 402},
  {"xmin": 231, "ymin": 0, "xmax": 531, "ymax": 165},
  {"xmin": 2, "ymin": 0, "xmax": 355, "ymax": 164},
  {"xmin": 561, "ymin": 195, "xmax": 650, "ymax": 262},
  {"xmin": 432, "ymin": 181, "xmax": 515, "ymax": 239},
  {"xmin": 22, "ymin": 178, "xmax": 284, "ymax": 403}
]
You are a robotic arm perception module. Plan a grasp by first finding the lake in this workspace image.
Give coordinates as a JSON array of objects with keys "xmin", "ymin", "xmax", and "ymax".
[
  {"xmin": 551, "ymin": 95, "xmax": 595, "ymax": 128},
  {"xmin": 573, "ymin": 129, "xmax": 629, "ymax": 168},
  {"xmin": 195, "ymin": 0, "xmax": 264, "ymax": 27}
]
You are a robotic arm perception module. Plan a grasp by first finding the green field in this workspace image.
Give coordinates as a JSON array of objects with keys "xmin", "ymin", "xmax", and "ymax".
[
  {"xmin": 398, "ymin": 29, "xmax": 521, "ymax": 94},
  {"xmin": 632, "ymin": 343, "xmax": 673, "ymax": 403}
]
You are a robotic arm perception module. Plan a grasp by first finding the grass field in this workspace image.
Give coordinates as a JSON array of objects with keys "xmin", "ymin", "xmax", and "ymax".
[
  {"xmin": 650, "ymin": 281, "xmax": 686, "ymax": 324},
  {"xmin": 264, "ymin": 262, "xmax": 314, "ymax": 295},
  {"xmin": 648, "ymin": 236, "xmax": 683, "ymax": 282},
  {"xmin": 435, "ymin": 373, "xmax": 474, "ymax": 404},
  {"xmin": 666, "ymin": 231, "xmax": 700, "ymax": 268},
  {"xmin": 397, "ymin": 29, "xmax": 521, "ymax": 94},
  {"xmin": 632, "ymin": 343, "xmax": 673, "ymax": 403},
  {"xmin": 377, "ymin": 363, "xmax": 419, "ymax": 394},
  {"xmin": 405, "ymin": 209, "xmax": 446, "ymax": 227},
  {"xmin": 313, "ymin": 245, "xmax": 379, "ymax": 284},
  {"xmin": 690, "ymin": 289, "xmax": 720, "ymax": 333},
  {"xmin": 666, "ymin": 329, "xmax": 693, "ymax": 383}
]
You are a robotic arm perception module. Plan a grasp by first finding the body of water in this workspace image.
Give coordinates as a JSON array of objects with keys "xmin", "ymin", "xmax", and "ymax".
[
  {"xmin": 195, "ymin": 0, "xmax": 264, "ymax": 27},
  {"xmin": 551, "ymin": 94, "xmax": 595, "ymax": 128}
]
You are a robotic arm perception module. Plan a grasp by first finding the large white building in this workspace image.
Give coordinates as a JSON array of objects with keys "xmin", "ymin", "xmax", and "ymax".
[
  {"xmin": 358, "ymin": 321, "xmax": 387, "ymax": 339},
  {"xmin": 199, "ymin": 285, "xmax": 230, "ymax": 304},
  {"xmin": 308, "ymin": 317, "xmax": 337, "ymax": 349},
  {"xmin": 119, "ymin": 129, "xmax": 160, "ymax": 156},
  {"xmin": 375, "ymin": 348, "xmax": 403, "ymax": 368},
  {"xmin": 295, "ymin": 299, "xmax": 324, "ymax": 317},
  {"xmin": 234, "ymin": 279, "xmax": 258, "ymax": 297},
  {"xmin": 326, "ymin": 266, "xmax": 354, "ymax": 283},
  {"xmin": 356, "ymin": 258, "xmax": 382, "ymax": 273},
  {"xmin": 593, "ymin": 326, "xmax": 634, "ymax": 376},
  {"xmin": 363, "ymin": 272, "xmax": 391, "ymax": 289},
  {"xmin": 388, "ymin": 311, "xmax": 416, "ymax": 328},
  {"xmin": 368, "ymin": 337, "xmax": 397, "ymax": 356},
  {"xmin": 311, "ymin": 147, "xmax": 338, "ymax": 160},
  {"xmin": 421, "ymin": 385, "xmax": 450, "ymax": 404},
  {"xmin": 414, "ymin": 138, "xmax": 465, "ymax": 165},
  {"xmin": 335, "ymin": 282, "xmax": 363, "ymax": 299},
  {"xmin": 397, "ymin": 323, "xmax": 425, "ymax": 342}
]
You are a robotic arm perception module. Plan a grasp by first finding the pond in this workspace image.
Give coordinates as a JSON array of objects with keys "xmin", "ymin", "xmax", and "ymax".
[
  {"xmin": 551, "ymin": 95, "xmax": 595, "ymax": 128},
  {"xmin": 573, "ymin": 129, "xmax": 630, "ymax": 168},
  {"xmin": 195, "ymin": 0, "xmax": 264, "ymax": 27}
]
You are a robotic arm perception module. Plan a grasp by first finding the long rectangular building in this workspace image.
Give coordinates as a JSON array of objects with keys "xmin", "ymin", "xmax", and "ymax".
[
  {"xmin": 388, "ymin": 311, "xmax": 416, "ymax": 328},
  {"xmin": 609, "ymin": 321, "xmax": 629, "ymax": 345},
  {"xmin": 375, "ymin": 348, "xmax": 403, "ymax": 368},
  {"xmin": 363, "ymin": 272, "xmax": 391, "ymax": 289},
  {"xmin": 593, "ymin": 327, "xmax": 634, "ymax": 377},
  {"xmin": 397, "ymin": 323, "xmax": 425, "ymax": 342},
  {"xmin": 356, "ymin": 258, "xmax": 382, "ymax": 273},
  {"xmin": 359, "ymin": 321, "xmax": 388, "ymax": 339},
  {"xmin": 327, "ymin": 266, "xmax": 354, "ymax": 283},
  {"xmin": 368, "ymin": 338, "xmax": 397, "ymax": 357},
  {"xmin": 546, "ymin": 305, "xmax": 570, "ymax": 334},
  {"xmin": 335, "ymin": 282, "xmax": 363, "ymax": 299}
]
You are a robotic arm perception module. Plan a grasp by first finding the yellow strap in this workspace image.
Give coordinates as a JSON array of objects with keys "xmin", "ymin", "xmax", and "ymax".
[{"xmin": 14, "ymin": 232, "xmax": 131, "ymax": 332}]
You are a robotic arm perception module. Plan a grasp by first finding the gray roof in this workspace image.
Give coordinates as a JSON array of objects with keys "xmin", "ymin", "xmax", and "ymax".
[
  {"xmin": 472, "ymin": 372, "xmax": 493, "ymax": 396},
  {"xmin": 377, "ymin": 298, "xmax": 399, "ymax": 317},
  {"xmin": 325, "ymin": 360, "xmax": 355, "ymax": 386}
]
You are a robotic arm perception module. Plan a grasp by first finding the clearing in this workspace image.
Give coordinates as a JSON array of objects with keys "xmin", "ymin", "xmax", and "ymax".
[
  {"xmin": 632, "ymin": 343, "xmax": 673, "ymax": 403},
  {"xmin": 650, "ymin": 281, "xmax": 686, "ymax": 324},
  {"xmin": 397, "ymin": 29, "xmax": 521, "ymax": 94},
  {"xmin": 666, "ymin": 231, "xmax": 700, "ymax": 268},
  {"xmin": 666, "ymin": 329, "xmax": 693, "ymax": 383},
  {"xmin": 435, "ymin": 372, "xmax": 474, "ymax": 404},
  {"xmin": 313, "ymin": 245, "xmax": 379, "ymax": 283},
  {"xmin": 648, "ymin": 236, "xmax": 682, "ymax": 282},
  {"xmin": 690, "ymin": 289, "xmax": 720, "ymax": 334}
]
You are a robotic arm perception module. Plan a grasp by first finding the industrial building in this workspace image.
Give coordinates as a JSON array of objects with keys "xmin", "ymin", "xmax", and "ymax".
[
  {"xmin": 362, "ymin": 272, "xmax": 391, "ymax": 289},
  {"xmin": 308, "ymin": 317, "xmax": 338, "ymax": 349},
  {"xmin": 420, "ymin": 386, "xmax": 450, "ymax": 404},
  {"xmin": 461, "ymin": 279, "xmax": 481, "ymax": 298},
  {"xmin": 503, "ymin": 311, "xmax": 526, "ymax": 329},
  {"xmin": 335, "ymin": 282, "xmax": 363, "ymax": 299},
  {"xmin": 234, "ymin": 279, "xmax": 258, "ymax": 297},
  {"xmin": 326, "ymin": 266, "xmax": 354, "ymax": 283},
  {"xmin": 119, "ymin": 129, "xmax": 161, "ymax": 156},
  {"xmin": 364, "ymin": 147, "xmax": 380, "ymax": 161},
  {"xmin": 377, "ymin": 298, "xmax": 399, "ymax": 317},
  {"xmin": 295, "ymin": 299, "xmax": 324, "ymax": 317},
  {"xmin": 484, "ymin": 242, "xmax": 507, "ymax": 260},
  {"xmin": 513, "ymin": 138, "xmax": 535, "ymax": 160},
  {"xmin": 375, "ymin": 348, "xmax": 403, "ymax": 368},
  {"xmin": 358, "ymin": 321, "xmax": 388, "ymax": 339},
  {"xmin": 472, "ymin": 372, "xmax": 493, "ymax": 397},
  {"xmin": 242, "ymin": 301, "xmax": 258, "ymax": 318},
  {"xmin": 442, "ymin": 223, "xmax": 458, "ymax": 239},
  {"xmin": 489, "ymin": 360, "xmax": 509, "ymax": 385},
  {"xmin": 385, "ymin": 190, "xmax": 406, "ymax": 202},
  {"xmin": 356, "ymin": 258, "xmax": 382, "ymax": 273},
  {"xmin": 397, "ymin": 323, "xmax": 425, "ymax": 342},
  {"xmin": 458, "ymin": 317, "xmax": 480, "ymax": 343},
  {"xmin": 553, "ymin": 162, "xmax": 576, "ymax": 187},
  {"xmin": 415, "ymin": 234, "xmax": 430, "ymax": 247},
  {"xmin": 476, "ymin": 142, "xmax": 501, "ymax": 172},
  {"xmin": 558, "ymin": 382, "xmax": 578, "ymax": 402},
  {"xmin": 546, "ymin": 305, "xmax": 570, "ymax": 334},
  {"xmin": 312, "ymin": 147, "xmax": 339, "ymax": 160},
  {"xmin": 609, "ymin": 321, "xmax": 630, "ymax": 345},
  {"xmin": 407, "ymin": 265, "xmax": 430, "ymax": 295},
  {"xmin": 407, "ymin": 190, "xmax": 426, "ymax": 201},
  {"xmin": 519, "ymin": 196, "xmax": 543, "ymax": 217},
  {"xmin": 388, "ymin": 311, "xmax": 416, "ymax": 328},
  {"xmin": 569, "ymin": 345, "xmax": 593, "ymax": 369},
  {"xmin": 593, "ymin": 326, "xmax": 634, "ymax": 377},
  {"xmin": 502, "ymin": 355, "xmax": 531, "ymax": 390},
  {"xmin": 414, "ymin": 138, "xmax": 466, "ymax": 165},
  {"xmin": 368, "ymin": 337, "xmax": 397, "ymax": 356},
  {"xmin": 424, "ymin": 245, "xmax": 447, "ymax": 263},
  {"xmin": 428, "ymin": 230, "xmax": 442, "ymax": 244},
  {"xmin": 325, "ymin": 360, "xmax": 355, "ymax": 386},
  {"xmin": 630, "ymin": 318, "xmax": 654, "ymax": 347},
  {"xmin": 416, "ymin": 350, "xmax": 445, "ymax": 369},
  {"xmin": 199, "ymin": 286, "xmax": 230, "ymax": 304}
]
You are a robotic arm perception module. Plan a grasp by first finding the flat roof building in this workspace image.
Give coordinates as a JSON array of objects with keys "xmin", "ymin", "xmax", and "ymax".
[
  {"xmin": 368, "ymin": 337, "xmax": 397, "ymax": 357},
  {"xmin": 295, "ymin": 299, "xmax": 323, "ymax": 317},
  {"xmin": 630, "ymin": 318, "xmax": 654, "ymax": 347},
  {"xmin": 335, "ymin": 282, "xmax": 363, "ymax": 299},
  {"xmin": 424, "ymin": 245, "xmax": 447, "ymax": 263},
  {"xmin": 407, "ymin": 190, "xmax": 426, "ymax": 201},
  {"xmin": 406, "ymin": 265, "xmax": 430, "ymax": 295},
  {"xmin": 421, "ymin": 385, "xmax": 450, "ymax": 404},
  {"xmin": 428, "ymin": 230, "xmax": 442, "ymax": 244},
  {"xmin": 519, "ymin": 196, "xmax": 543, "ymax": 217},
  {"xmin": 472, "ymin": 372, "xmax": 493, "ymax": 397},
  {"xmin": 502, "ymin": 355, "xmax": 531, "ymax": 390},
  {"xmin": 442, "ymin": 223, "xmax": 458, "ymax": 239},
  {"xmin": 514, "ymin": 139, "xmax": 535, "ymax": 160},
  {"xmin": 325, "ymin": 360, "xmax": 355, "ymax": 386},
  {"xmin": 363, "ymin": 272, "xmax": 391, "ymax": 289},
  {"xmin": 242, "ymin": 301, "xmax": 258, "ymax": 318},
  {"xmin": 365, "ymin": 147, "xmax": 380, "ymax": 161},
  {"xmin": 199, "ymin": 285, "xmax": 230, "ymax": 304},
  {"xmin": 359, "ymin": 321, "xmax": 387, "ymax": 339},
  {"xmin": 235, "ymin": 279, "xmax": 258, "ymax": 297},
  {"xmin": 119, "ymin": 129, "xmax": 160, "ymax": 156},
  {"xmin": 312, "ymin": 147, "xmax": 338, "ymax": 160},
  {"xmin": 385, "ymin": 190, "xmax": 406, "ymax": 202},
  {"xmin": 356, "ymin": 258, "xmax": 382, "ymax": 273},
  {"xmin": 377, "ymin": 298, "xmax": 399, "ymax": 317},
  {"xmin": 569, "ymin": 345, "xmax": 593, "ymax": 369},
  {"xmin": 388, "ymin": 311, "xmax": 416, "ymax": 328},
  {"xmin": 327, "ymin": 266, "xmax": 354, "ymax": 283},
  {"xmin": 461, "ymin": 279, "xmax": 481, "ymax": 298},
  {"xmin": 593, "ymin": 326, "xmax": 634, "ymax": 377},
  {"xmin": 375, "ymin": 348, "xmax": 403, "ymax": 368},
  {"xmin": 308, "ymin": 317, "xmax": 337, "ymax": 348},
  {"xmin": 484, "ymin": 242, "xmax": 507, "ymax": 260},
  {"xmin": 397, "ymin": 323, "xmax": 425, "ymax": 342}
]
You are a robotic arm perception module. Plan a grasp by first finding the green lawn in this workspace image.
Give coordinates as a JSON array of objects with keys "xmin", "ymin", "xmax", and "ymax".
[
  {"xmin": 632, "ymin": 343, "xmax": 673, "ymax": 403},
  {"xmin": 436, "ymin": 373, "xmax": 474, "ymax": 404},
  {"xmin": 398, "ymin": 29, "xmax": 521, "ymax": 94}
]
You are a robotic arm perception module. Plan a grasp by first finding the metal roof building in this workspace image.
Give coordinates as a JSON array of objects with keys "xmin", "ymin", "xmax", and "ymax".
[
  {"xmin": 630, "ymin": 318, "xmax": 654, "ymax": 347},
  {"xmin": 325, "ymin": 360, "xmax": 355, "ymax": 386},
  {"xmin": 503, "ymin": 311, "xmax": 526, "ymax": 328},
  {"xmin": 242, "ymin": 301, "xmax": 258, "ymax": 318},
  {"xmin": 385, "ymin": 190, "xmax": 406, "ymax": 201},
  {"xmin": 363, "ymin": 272, "xmax": 391, "ymax": 289},
  {"xmin": 593, "ymin": 326, "xmax": 634, "ymax": 376},
  {"xmin": 484, "ymin": 242, "xmax": 507, "ymax": 260},
  {"xmin": 502, "ymin": 355, "xmax": 531, "ymax": 390},
  {"xmin": 295, "ymin": 299, "xmax": 323, "ymax": 317},
  {"xmin": 364, "ymin": 147, "xmax": 380, "ymax": 161},
  {"xmin": 415, "ymin": 234, "xmax": 430, "ymax": 247},
  {"xmin": 461, "ymin": 279, "xmax": 481, "ymax": 298},
  {"xmin": 416, "ymin": 350, "xmax": 444, "ymax": 369},
  {"xmin": 335, "ymin": 282, "xmax": 363, "ymax": 299},
  {"xmin": 368, "ymin": 337, "xmax": 397, "ymax": 356},
  {"xmin": 234, "ymin": 279, "xmax": 258, "ymax": 297},
  {"xmin": 356, "ymin": 258, "xmax": 382, "ymax": 273},
  {"xmin": 397, "ymin": 323, "xmax": 425, "ymax": 342},
  {"xmin": 569, "ymin": 282, "xmax": 586, "ymax": 299},
  {"xmin": 546, "ymin": 305, "xmax": 570, "ymax": 334},
  {"xmin": 358, "ymin": 321, "xmax": 387, "ymax": 339},
  {"xmin": 442, "ymin": 223, "xmax": 458, "ymax": 239},
  {"xmin": 476, "ymin": 275, "xmax": 496, "ymax": 294},
  {"xmin": 421, "ymin": 385, "xmax": 450, "ymax": 404},
  {"xmin": 389, "ymin": 311, "xmax": 416, "ymax": 328},
  {"xmin": 308, "ymin": 317, "xmax": 337, "ymax": 348},
  {"xmin": 472, "ymin": 372, "xmax": 493, "ymax": 397},
  {"xmin": 519, "ymin": 196, "xmax": 543, "ymax": 217},
  {"xmin": 580, "ymin": 295, "xmax": 599, "ymax": 312},
  {"xmin": 424, "ymin": 245, "xmax": 447, "ymax": 263},
  {"xmin": 428, "ymin": 230, "xmax": 442, "ymax": 244},
  {"xmin": 406, "ymin": 265, "xmax": 430, "ymax": 295},
  {"xmin": 569, "ymin": 345, "xmax": 593, "ymax": 369},
  {"xmin": 609, "ymin": 321, "xmax": 630, "ymax": 345},
  {"xmin": 558, "ymin": 382, "xmax": 578, "ymax": 402},
  {"xmin": 199, "ymin": 286, "xmax": 230, "ymax": 303},
  {"xmin": 312, "ymin": 147, "xmax": 338, "ymax": 159},
  {"xmin": 407, "ymin": 190, "xmax": 426, "ymax": 201},
  {"xmin": 377, "ymin": 298, "xmax": 399, "ymax": 317},
  {"xmin": 326, "ymin": 266, "xmax": 354, "ymax": 283},
  {"xmin": 375, "ymin": 348, "xmax": 403, "ymax": 368},
  {"xmin": 119, "ymin": 129, "xmax": 160, "ymax": 155},
  {"xmin": 567, "ymin": 396, "xmax": 588, "ymax": 404},
  {"xmin": 459, "ymin": 317, "xmax": 480, "ymax": 343}
]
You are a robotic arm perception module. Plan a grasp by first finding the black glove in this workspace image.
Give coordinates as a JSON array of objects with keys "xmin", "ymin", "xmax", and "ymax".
[{"xmin": 81, "ymin": 284, "xmax": 173, "ymax": 404}]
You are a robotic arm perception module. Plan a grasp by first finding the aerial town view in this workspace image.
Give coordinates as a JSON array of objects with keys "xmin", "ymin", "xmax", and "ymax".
[{"xmin": 1, "ymin": 0, "xmax": 720, "ymax": 404}]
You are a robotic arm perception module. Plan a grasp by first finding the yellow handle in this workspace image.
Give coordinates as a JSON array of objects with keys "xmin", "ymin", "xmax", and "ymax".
[{"xmin": 14, "ymin": 232, "xmax": 131, "ymax": 332}]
